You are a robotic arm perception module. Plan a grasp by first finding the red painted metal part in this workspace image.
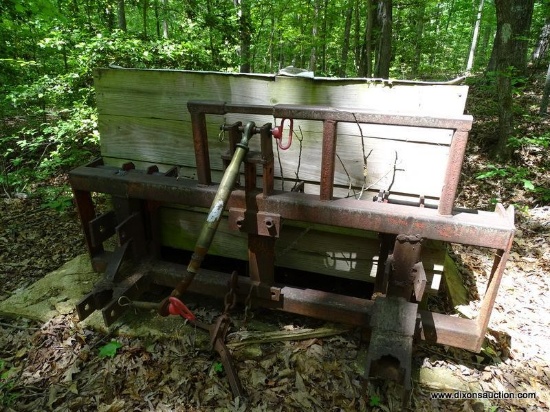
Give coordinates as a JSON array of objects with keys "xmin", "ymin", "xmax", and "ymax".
[{"xmin": 168, "ymin": 297, "xmax": 196, "ymax": 321}]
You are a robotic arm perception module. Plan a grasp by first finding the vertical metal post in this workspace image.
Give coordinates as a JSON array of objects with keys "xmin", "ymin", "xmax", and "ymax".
[
  {"xmin": 320, "ymin": 120, "xmax": 337, "ymax": 201},
  {"xmin": 190, "ymin": 111, "xmax": 212, "ymax": 185},
  {"xmin": 248, "ymin": 234, "xmax": 275, "ymax": 286},
  {"xmin": 475, "ymin": 238, "xmax": 514, "ymax": 349},
  {"xmin": 260, "ymin": 123, "xmax": 274, "ymax": 197},
  {"xmin": 73, "ymin": 189, "xmax": 102, "ymax": 260},
  {"xmin": 387, "ymin": 234, "xmax": 423, "ymax": 299},
  {"xmin": 438, "ymin": 129, "xmax": 469, "ymax": 215}
]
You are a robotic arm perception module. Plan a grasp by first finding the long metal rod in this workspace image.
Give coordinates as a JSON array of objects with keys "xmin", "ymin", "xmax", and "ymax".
[
  {"xmin": 149, "ymin": 262, "xmax": 483, "ymax": 352},
  {"xmin": 187, "ymin": 123, "xmax": 254, "ymax": 275},
  {"xmin": 320, "ymin": 120, "xmax": 337, "ymax": 200},
  {"xmin": 187, "ymin": 101, "xmax": 473, "ymax": 131}
]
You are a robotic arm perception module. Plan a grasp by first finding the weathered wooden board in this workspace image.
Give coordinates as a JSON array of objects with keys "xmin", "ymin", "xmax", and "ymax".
[
  {"xmin": 94, "ymin": 68, "xmax": 469, "ymax": 288},
  {"xmin": 159, "ymin": 206, "xmax": 446, "ymax": 291},
  {"xmin": 95, "ymin": 68, "xmax": 467, "ymax": 200}
]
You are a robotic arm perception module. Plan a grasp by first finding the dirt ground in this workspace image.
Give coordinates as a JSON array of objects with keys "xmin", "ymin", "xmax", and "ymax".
[{"xmin": 1, "ymin": 76, "xmax": 550, "ymax": 411}]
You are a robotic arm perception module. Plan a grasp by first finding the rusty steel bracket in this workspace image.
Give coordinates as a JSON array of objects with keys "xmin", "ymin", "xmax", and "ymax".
[
  {"xmin": 89, "ymin": 211, "xmax": 117, "ymax": 247},
  {"xmin": 102, "ymin": 271, "xmax": 152, "ymax": 326},
  {"xmin": 412, "ymin": 262, "xmax": 427, "ymax": 303},
  {"xmin": 228, "ymin": 208, "xmax": 281, "ymax": 238},
  {"xmin": 387, "ymin": 234, "xmax": 423, "ymax": 300},
  {"xmin": 365, "ymin": 296, "xmax": 418, "ymax": 405},
  {"xmin": 76, "ymin": 240, "xmax": 132, "ymax": 320},
  {"xmin": 116, "ymin": 212, "xmax": 147, "ymax": 260}
]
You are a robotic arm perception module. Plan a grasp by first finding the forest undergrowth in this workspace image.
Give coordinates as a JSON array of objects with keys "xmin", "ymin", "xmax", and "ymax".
[{"xmin": 1, "ymin": 69, "xmax": 549, "ymax": 411}]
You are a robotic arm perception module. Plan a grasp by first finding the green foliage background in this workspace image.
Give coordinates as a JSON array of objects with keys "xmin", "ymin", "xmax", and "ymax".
[{"xmin": 1, "ymin": 0, "xmax": 549, "ymax": 204}]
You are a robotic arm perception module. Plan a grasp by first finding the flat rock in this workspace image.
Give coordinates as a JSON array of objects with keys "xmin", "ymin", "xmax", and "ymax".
[
  {"xmin": 0, "ymin": 254, "xmax": 205, "ymax": 342},
  {"xmin": 0, "ymin": 254, "xmax": 99, "ymax": 322}
]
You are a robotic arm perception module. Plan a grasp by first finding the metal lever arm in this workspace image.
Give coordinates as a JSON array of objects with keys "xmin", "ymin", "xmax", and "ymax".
[{"xmin": 160, "ymin": 122, "xmax": 258, "ymax": 315}]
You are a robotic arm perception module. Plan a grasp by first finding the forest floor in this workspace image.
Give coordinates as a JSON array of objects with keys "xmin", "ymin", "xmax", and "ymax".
[{"xmin": 1, "ymin": 73, "xmax": 550, "ymax": 412}]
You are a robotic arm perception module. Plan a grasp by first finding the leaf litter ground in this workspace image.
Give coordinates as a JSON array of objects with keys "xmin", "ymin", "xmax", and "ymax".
[{"xmin": 1, "ymin": 76, "xmax": 550, "ymax": 411}]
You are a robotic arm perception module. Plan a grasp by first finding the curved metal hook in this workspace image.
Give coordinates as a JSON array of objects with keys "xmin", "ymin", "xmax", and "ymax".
[{"xmin": 272, "ymin": 118, "xmax": 293, "ymax": 150}]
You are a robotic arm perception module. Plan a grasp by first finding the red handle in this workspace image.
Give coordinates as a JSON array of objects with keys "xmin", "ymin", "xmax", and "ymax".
[
  {"xmin": 168, "ymin": 297, "xmax": 196, "ymax": 321},
  {"xmin": 272, "ymin": 118, "xmax": 293, "ymax": 150}
]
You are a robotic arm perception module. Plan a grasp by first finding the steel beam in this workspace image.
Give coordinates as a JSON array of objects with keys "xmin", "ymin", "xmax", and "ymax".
[{"xmin": 69, "ymin": 164, "xmax": 515, "ymax": 250}]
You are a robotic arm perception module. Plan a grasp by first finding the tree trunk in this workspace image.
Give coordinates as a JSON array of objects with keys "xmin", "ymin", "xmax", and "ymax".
[
  {"xmin": 162, "ymin": 0, "xmax": 168, "ymax": 38},
  {"xmin": 321, "ymin": 0, "xmax": 328, "ymax": 73},
  {"xmin": 489, "ymin": 0, "xmax": 534, "ymax": 75},
  {"xmin": 412, "ymin": 1, "xmax": 425, "ymax": 76},
  {"xmin": 359, "ymin": 0, "xmax": 374, "ymax": 77},
  {"xmin": 142, "ymin": 0, "xmax": 148, "ymax": 38},
  {"xmin": 374, "ymin": 0, "xmax": 392, "ymax": 78},
  {"xmin": 532, "ymin": 18, "xmax": 550, "ymax": 67},
  {"xmin": 235, "ymin": 0, "xmax": 251, "ymax": 73},
  {"xmin": 493, "ymin": 0, "xmax": 534, "ymax": 160},
  {"xmin": 339, "ymin": 3, "xmax": 353, "ymax": 77},
  {"xmin": 540, "ymin": 62, "xmax": 550, "ymax": 116},
  {"xmin": 309, "ymin": 0, "xmax": 319, "ymax": 72},
  {"xmin": 466, "ymin": 0, "xmax": 484, "ymax": 73},
  {"xmin": 353, "ymin": 0, "xmax": 361, "ymax": 72},
  {"xmin": 365, "ymin": 0, "xmax": 374, "ymax": 77},
  {"xmin": 117, "ymin": 0, "xmax": 127, "ymax": 31},
  {"xmin": 239, "ymin": 0, "xmax": 252, "ymax": 73}
]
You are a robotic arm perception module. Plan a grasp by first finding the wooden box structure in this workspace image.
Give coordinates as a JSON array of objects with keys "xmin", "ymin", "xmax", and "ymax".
[{"xmin": 69, "ymin": 68, "xmax": 515, "ymax": 396}]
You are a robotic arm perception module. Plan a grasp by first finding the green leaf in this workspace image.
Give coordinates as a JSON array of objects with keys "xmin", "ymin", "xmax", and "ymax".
[
  {"xmin": 369, "ymin": 394, "xmax": 381, "ymax": 407},
  {"xmin": 213, "ymin": 361, "xmax": 224, "ymax": 373},
  {"xmin": 98, "ymin": 341, "xmax": 122, "ymax": 358},
  {"xmin": 522, "ymin": 180, "xmax": 535, "ymax": 191}
]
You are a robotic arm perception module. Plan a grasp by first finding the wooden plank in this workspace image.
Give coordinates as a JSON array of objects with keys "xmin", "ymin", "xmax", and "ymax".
[
  {"xmin": 94, "ymin": 68, "xmax": 469, "ymax": 119},
  {"xmin": 159, "ymin": 206, "xmax": 446, "ymax": 289},
  {"xmin": 96, "ymin": 69, "xmax": 468, "ymax": 200},
  {"xmin": 101, "ymin": 156, "xmax": 441, "ymax": 207},
  {"xmin": 99, "ymin": 115, "xmax": 450, "ymax": 198}
]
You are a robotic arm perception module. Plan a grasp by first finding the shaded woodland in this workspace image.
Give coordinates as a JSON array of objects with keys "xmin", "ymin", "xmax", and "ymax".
[{"xmin": 1, "ymin": 1, "xmax": 550, "ymax": 198}]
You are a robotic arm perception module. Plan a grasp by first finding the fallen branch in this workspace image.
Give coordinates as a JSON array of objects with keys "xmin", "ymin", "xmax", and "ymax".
[{"xmin": 226, "ymin": 324, "xmax": 353, "ymax": 348}]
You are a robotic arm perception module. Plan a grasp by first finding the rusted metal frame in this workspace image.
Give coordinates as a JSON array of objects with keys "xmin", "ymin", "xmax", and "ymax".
[
  {"xmin": 222, "ymin": 122, "xmax": 242, "ymax": 171},
  {"xmin": 190, "ymin": 110, "xmax": 212, "ymax": 185},
  {"xmin": 148, "ymin": 262, "xmax": 483, "ymax": 351},
  {"xmin": 365, "ymin": 297, "xmax": 418, "ymax": 397},
  {"xmin": 386, "ymin": 234, "xmax": 423, "ymax": 299},
  {"xmin": 473, "ymin": 247, "xmax": 511, "ymax": 350},
  {"xmin": 474, "ymin": 205, "xmax": 515, "ymax": 350},
  {"xmin": 72, "ymin": 189, "xmax": 102, "ymax": 260},
  {"xmin": 89, "ymin": 211, "xmax": 116, "ymax": 248},
  {"xmin": 273, "ymin": 104, "xmax": 473, "ymax": 131},
  {"xmin": 116, "ymin": 212, "xmax": 147, "ymax": 260},
  {"xmin": 68, "ymin": 166, "xmax": 514, "ymax": 250},
  {"xmin": 75, "ymin": 241, "xmax": 132, "ymax": 320},
  {"xmin": 259, "ymin": 123, "xmax": 274, "ymax": 197},
  {"xmin": 188, "ymin": 101, "xmax": 273, "ymax": 117},
  {"xmin": 320, "ymin": 120, "xmax": 338, "ymax": 200},
  {"xmin": 438, "ymin": 130, "xmax": 469, "ymax": 215},
  {"xmin": 373, "ymin": 233, "xmax": 396, "ymax": 296},
  {"xmin": 244, "ymin": 162, "xmax": 257, "ymax": 192},
  {"xmin": 187, "ymin": 101, "xmax": 473, "ymax": 132},
  {"xmin": 188, "ymin": 101, "xmax": 270, "ymax": 191}
]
